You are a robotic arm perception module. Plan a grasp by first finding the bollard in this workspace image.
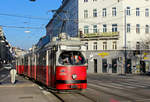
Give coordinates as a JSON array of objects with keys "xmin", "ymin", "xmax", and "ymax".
[{"xmin": 10, "ymin": 69, "xmax": 17, "ymax": 84}]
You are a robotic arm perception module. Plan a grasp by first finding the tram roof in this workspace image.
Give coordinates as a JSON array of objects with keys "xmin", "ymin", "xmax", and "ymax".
[{"xmin": 47, "ymin": 38, "xmax": 84, "ymax": 47}]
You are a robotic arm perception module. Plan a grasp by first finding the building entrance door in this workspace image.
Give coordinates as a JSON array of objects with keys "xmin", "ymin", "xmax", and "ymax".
[
  {"xmin": 102, "ymin": 59, "xmax": 107, "ymax": 73},
  {"xmin": 140, "ymin": 61, "xmax": 146, "ymax": 73},
  {"xmin": 127, "ymin": 59, "xmax": 132, "ymax": 73},
  {"xmin": 94, "ymin": 59, "xmax": 97, "ymax": 73},
  {"xmin": 112, "ymin": 59, "xmax": 117, "ymax": 73}
]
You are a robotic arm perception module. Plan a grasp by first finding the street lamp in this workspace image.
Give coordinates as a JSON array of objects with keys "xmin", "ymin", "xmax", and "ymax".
[{"xmin": 124, "ymin": 8, "xmax": 127, "ymax": 74}]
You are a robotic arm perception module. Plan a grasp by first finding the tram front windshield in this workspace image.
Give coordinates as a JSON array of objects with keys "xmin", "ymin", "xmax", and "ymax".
[{"xmin": 59, "ymin": 51, "xmax": 86, "ymax": 65}]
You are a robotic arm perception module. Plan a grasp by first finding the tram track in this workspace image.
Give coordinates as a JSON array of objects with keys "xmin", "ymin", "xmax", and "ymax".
[
  {"xmin": 20, "ymin": 75, "xmax": 94, "ymax": 102},
  {"xmin": 53, "ymin": 92, "xmax": 96, "ymax": 102},
  {"xmin": 89, "ymin": 79, "xmax": 150, "ymax": 98},
  {"xmin": 38, "ymin": 84, "xmax": 95, "ymax": 102},
  {"xmin": 88, "ymin": 80, "xmax": 150, "ymax": 102}
]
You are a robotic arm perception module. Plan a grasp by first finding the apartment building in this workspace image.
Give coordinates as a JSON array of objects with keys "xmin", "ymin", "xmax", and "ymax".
[{"xmin": 46, "ymin": 0, "xmax": 150, "ymax": 74}]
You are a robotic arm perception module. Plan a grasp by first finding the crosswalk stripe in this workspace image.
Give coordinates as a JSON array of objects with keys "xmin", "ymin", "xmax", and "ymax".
[
  {"xmin": 88, "ymin": 79, "xmax": 150, "ymax": 89},
  {"xmin": 110, "ymin": 83, "xmax": 135, "ymax": 89}
]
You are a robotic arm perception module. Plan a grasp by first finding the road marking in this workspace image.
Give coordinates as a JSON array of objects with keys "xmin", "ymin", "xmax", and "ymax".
[
  {"xmin": 0, "ymin": 75, "xmax": 10, "ymax": 82},
  {"xmin": 89, "ymin": 80, "xmax": 124, "ymax": 89},
  {"xmin": 38, "ymin": 86, "xmax": 43, "ymax": 90},
  {"xmin": 119, "ymin": 82, "xmax": 146, "ymax": 88},
  {"xmin": 110, "ymin": 83, "xmax": 135, "ymax": 89},
  {"xmin": 1, "ymin": 74, "xmax": 5, "ymax": 77},
  {"xmin": 126, "ymin": 81, "xmax": 150, "ymax": 88},
  {"xmin": 135, "ymin": 99, "xmax": 150, "ymax": 102},
  {"xmin": 42, "ymin": 90, "xmax": 50, "ymax": 95},
  {"xmin": 0, "ymin": 68, "xmax": 4, "ymax": 72}
]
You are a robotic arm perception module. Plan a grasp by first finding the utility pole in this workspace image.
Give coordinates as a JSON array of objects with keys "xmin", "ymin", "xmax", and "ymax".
[{"xmin": 124, "ymin": 9, "xmax": 127, "ymax": 74}]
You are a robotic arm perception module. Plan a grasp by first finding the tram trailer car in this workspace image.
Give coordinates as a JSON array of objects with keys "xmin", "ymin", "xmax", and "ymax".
[
  {"xmin": 16, "ymin": 34, "xmax": 87, "ymax": 90},
  {"xmin": 16, "ymin": 56, "xmax": 24, "ymax": 75}
]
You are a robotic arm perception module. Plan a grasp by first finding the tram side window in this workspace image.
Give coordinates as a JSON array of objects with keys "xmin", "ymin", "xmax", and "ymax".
[
  {"xmin": 59, "ymin": 51, "xmax": 86, "ymax": 65},
  {"xmin": 24, "ymin": 56, "xmax": 28, "ymax": 66},
  {"xmin": 39, "ymin": 51, "xmax": 46, "ymax": 66}
]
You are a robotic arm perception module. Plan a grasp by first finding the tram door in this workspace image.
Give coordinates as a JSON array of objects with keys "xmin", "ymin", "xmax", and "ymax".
[
  {"xmin": 102, "ymin": 59, "xmax": 107, "ymax": 73},
  {"xmin": 112, "ymin": 59, "xmax": 117, "ymax": 73},
  {"xmin": 94, "ymin": 59, "xmax": 97, "ymax": 73},
  {"xmin": 48, "ymin": 49, "xmax": 56, "ymax": 87}
]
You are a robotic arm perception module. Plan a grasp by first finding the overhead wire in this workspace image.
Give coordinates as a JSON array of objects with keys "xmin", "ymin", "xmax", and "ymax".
[
  {"xmin": 0, "ymin": 25, "xmax": 44, "ymax": 29},
  {"xmin": 0, "ymin": 13, "xmax": 49, "ymax": 20}
]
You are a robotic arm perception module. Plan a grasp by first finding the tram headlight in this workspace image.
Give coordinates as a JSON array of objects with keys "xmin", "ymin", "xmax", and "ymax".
[
  {"xmin": 60, "ymin": 45, "xmax": 67, "ymax": 50},
  {"xmin": 72, "ymin": 74, "xmax": 77, "ymax": 80}
]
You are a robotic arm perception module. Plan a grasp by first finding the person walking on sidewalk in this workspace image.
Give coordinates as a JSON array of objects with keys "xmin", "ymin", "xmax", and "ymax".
[{"xmin": 10, "ymin": 69, "xmax": 17, "ymax": 84}]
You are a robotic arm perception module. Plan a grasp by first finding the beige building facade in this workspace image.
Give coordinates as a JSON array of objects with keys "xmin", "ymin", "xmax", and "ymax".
[{"xmin": 46, "ymin": 0, "xmax": 150, "ymax": 74}]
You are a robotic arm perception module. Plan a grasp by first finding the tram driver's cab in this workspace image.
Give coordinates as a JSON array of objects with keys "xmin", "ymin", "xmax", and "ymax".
[{"xmin": 58, "ymin": 51, "xmax": 86, "ymax": 65}]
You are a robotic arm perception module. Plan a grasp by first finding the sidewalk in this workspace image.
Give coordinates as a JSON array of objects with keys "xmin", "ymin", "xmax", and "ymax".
[{"xmin": 0, "ymin": 72, "xmax": 60, "ymax": 102}]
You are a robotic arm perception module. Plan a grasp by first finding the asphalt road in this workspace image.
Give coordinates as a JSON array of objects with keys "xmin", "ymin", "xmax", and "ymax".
[
  {"xmin": 86, "ymin": 73, "xmax": 150, "ymax": 102},
  {"xmin": 1, "ymin": 68, "xmax": 150, "ymax": 102}
]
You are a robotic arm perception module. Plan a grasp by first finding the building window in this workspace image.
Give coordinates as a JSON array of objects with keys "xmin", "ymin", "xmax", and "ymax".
[
  {"xmin": 112, "ymin": 41, "xmax": 117, "ymax": 50},
  {"xmin": 85, "ymin": 42, "xmax": 88, "ymax": 50},
  {"xmin": 146, "ymin": 42, "xmax": 149, "ymax": 49},
  {"xmin": 93, "ymin": 42, "xmax": 97, "ymax": 50},
  {"xmin": 145, "ymin": 25, "xmax": 149, "ymax": 34},
  {"xmin": 102, "ymin": 8, "xmax": 107, "ymax": 17},
  {"xmin": 136, "ymin": 42, "xmax": 140, "ymax": 49},
  {"xmin": 127, "ymin": 24, "xmax": 130, "ymax": 33},
  {"xmin": 93, "ymin": 25, "xmax": 98, "ymax": 33},
  {"xmin": 84, "ymin": 0, "xmax": 88, "ymax": 2},
  {"xmin": 136, "ymin": 8, "xmax": 140, "ymax": 16},
  {"xmin": 136, "ymin": 24, "xmax": 140, "ymax": 33},
  {"xmin": 84, "ymin": 26, "xmax": 89, "ymax": 34},
  {"xmin": 103, "ymin": 42, "xmax": 107, "ymax": 50},
  {"xmin": 112, "ymin": 7, "xmax": 117, "ymax": 16},
  {"xmin": 145, "ymin": 8, "xmax": 149, "ymax": 17},
  {"xmin": 126, "ymin": 7, "xmax": 131, "ymax": 16},
  {"xmin": 112, "ymin": 24, "xmax": 117, "ymax": 32},
  {"xmin": 84, "ymin": 10, "xmax": 88, "ymax": 18},
  {"xmin": 93, "ymin": 9, "xmax": 97, "ymax": 17},
  {"xmin": 103, "ymin": 24, "xmax": 107, "ymax": 32}
]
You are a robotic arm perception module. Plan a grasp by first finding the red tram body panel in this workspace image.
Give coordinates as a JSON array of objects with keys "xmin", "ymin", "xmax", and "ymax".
[
  {"xmin": 56, "ymin": 66, "xmax": 87, "ymax": 90},
  {"xmin": 16, "ymin": 33, "xmax": 87, "ymax": 91}
]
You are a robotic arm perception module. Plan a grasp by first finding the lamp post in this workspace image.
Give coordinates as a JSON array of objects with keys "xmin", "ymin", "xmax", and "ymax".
[
  {"xmin": 0, "ymin": 40, "xmax": 5, "ymax": 64},
  {"xmin": 124, "ymin": 9, "xmax": 127, "ymax": 74}
]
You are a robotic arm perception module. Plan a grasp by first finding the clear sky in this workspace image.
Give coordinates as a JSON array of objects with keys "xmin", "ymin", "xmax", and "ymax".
[{"xmin": 0, "ymin": 0, "xmax": 62, "ymax": 50}]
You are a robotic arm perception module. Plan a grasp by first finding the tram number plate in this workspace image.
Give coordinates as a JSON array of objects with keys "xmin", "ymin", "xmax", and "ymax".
[{"xmin": 70, "ymin": 85, "xmax": 77, "ymax": 89}]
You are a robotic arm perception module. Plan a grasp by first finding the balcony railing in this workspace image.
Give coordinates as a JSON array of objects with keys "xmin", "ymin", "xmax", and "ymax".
[{"xmin": 82, "ymin": 32, "xmax": 119, "ymax": 38}]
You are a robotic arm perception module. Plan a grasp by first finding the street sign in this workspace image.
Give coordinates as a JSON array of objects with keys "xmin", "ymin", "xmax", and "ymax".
[{"xmin": 98, "ymin": 52, "xmax": 109, "ymax": 58}]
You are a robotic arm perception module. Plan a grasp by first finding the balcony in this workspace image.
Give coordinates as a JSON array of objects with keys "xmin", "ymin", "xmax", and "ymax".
[{"xmin": 81, "ymin": 32, "xmax": 119, "ymax": 40}]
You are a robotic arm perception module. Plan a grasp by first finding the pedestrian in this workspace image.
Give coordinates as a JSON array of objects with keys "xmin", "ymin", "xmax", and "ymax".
[{"xmin": 10, "ymin": 69, "xmax": 17, "ymax": 84}]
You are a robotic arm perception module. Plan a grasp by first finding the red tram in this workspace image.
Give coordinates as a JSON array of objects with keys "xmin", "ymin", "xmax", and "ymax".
[{"xmin": 16, "ymin": 33, "xmax": 87, "ymax": 90}]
